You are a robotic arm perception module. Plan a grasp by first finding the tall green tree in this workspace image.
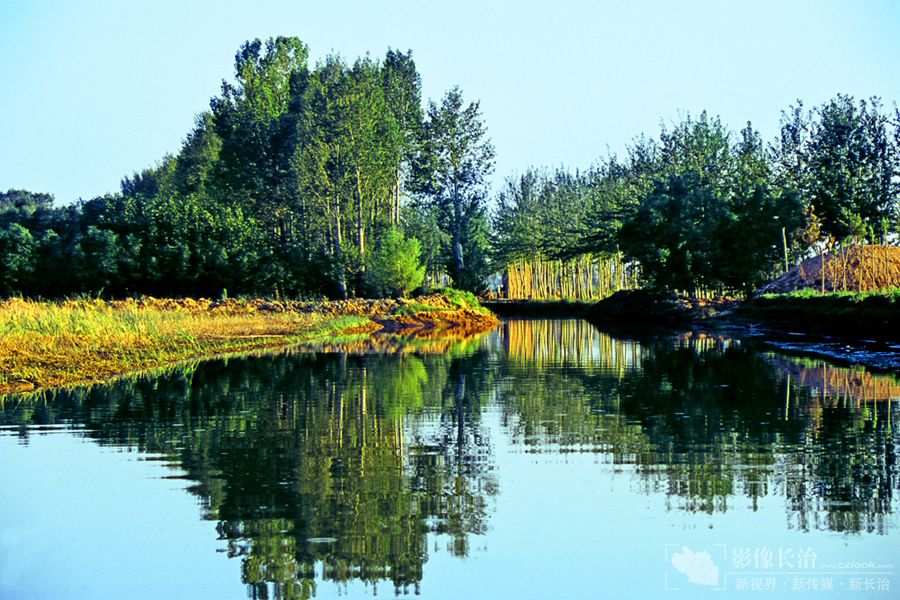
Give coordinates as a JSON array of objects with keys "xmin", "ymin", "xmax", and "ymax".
[
  {"xmin": 383, "ymin": 49, "xmax": 423, "ymax": 225},
  {"xmin": 717, "ymin": 123, "xmax": 802, "ymax": 292},
  {"xmin": 293, "ymin": 55, "xmax": 355, "ymax": 298},
  {"xmin": 211, "ymin": 37, "xmax": 309, "ymax": 238},
  {"xmin": 412, "ymin": 88, "xmax": 495, "ymax": 291},
  {"xmin": 0, "ymin": 222, "xmax": 35, "ymax": 295}
]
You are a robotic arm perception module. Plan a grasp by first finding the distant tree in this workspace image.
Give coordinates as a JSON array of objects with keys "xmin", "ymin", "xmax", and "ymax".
[
  {"xmin": 383, "ymin": 49, "xmax": 423, "ymax": 225},
  {"xmin": 492, "ymin": 169, "xmax": 544, "ymax": 265},
  {"xmin": 0, "ymin": 189, "xmax": 54, "ymax": 215},
  {"xmin": 771, "ymin": 101, "xmax": 811, "ymax": 207},
  {"xmin": 174, "ymin": 112, "xmax": 222, "ymax": 197},
  {"xmin": 620, "ymin": 173, "xmax": 725, "ymax": 291},
  {"xmin": 618, "ymin": 113, "xmax": 735, "ymax": 291},
  {"xmin": 0, "ymin": 222, "xmax": 34, "ymax": 295},
  {"xmin": 803, "ymin": 95, "xmax": 897, "ymax": 242},
  {"xmin": 402, "ymin": 203, "xmax": 448, "ymax": 287},
  {"xmin": 717, "ymin": 124, "xmax": 803, "ymax": 292},
  {"xmin": 412, "ymin": 87, "xmax": 495, "ymax": 291},
  {"xmin": 212, "ymin": 37, "xmax": 310, "ymax": 236},
  {"xmin": 293, "ymin": 55, "xmax": 354, "ymax": 298}
]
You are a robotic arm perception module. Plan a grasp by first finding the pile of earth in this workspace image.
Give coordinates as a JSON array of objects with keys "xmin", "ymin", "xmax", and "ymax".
[{"xmin": 756, "ymin": 244, "xmax": 900, "ymax": 295}]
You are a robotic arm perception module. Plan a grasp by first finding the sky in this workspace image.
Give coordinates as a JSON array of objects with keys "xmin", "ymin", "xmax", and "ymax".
[{"xmin": 1, "ymin": 0, "xmax": 898, "ymax": 205}]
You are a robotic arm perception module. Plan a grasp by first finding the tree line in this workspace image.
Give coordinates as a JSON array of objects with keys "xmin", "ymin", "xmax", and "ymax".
[
  {"xmin": 494, "ymin": 97, "xmax": 899, "ymax": 297},
  {"xmin": 1, "ymin": 36, "xmax": 898, "ymax": 299},
  {"xmin": 0, "ymin": 37, "xmax": 494, "ymax": 299}
]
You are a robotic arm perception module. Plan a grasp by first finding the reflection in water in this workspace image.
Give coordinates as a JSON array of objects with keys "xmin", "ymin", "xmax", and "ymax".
[
  {"xmin": 497, "ymin": 321, "xmax": 897, "ymax": 534},
  {"xmin": 2, "ymin": 342, "xmax": 498, "ymax": 599},
  {"xmin": 1, "ymin": 320, "xmax": 897, "ymax": 598}
]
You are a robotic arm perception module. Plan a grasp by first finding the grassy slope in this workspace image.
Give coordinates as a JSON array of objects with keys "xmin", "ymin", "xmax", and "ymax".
[
  {"xmin": 0, "ymin": 292, "xmax": 497, "ymax": 395},
  {"xmin": 735, "ymin": 289, "xmax": 900, "ymax": 338}
]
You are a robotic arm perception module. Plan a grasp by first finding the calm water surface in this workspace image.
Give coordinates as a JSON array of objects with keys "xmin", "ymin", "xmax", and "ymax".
[{"xmin": 1, "ymin": 319, "xmax": 897, "ymax": 599}]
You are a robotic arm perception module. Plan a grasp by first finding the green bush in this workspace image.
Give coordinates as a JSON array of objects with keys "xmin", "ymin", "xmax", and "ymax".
[{"xmin": 367, "ymin": 227, "xmax": 426, "ymax": 298}]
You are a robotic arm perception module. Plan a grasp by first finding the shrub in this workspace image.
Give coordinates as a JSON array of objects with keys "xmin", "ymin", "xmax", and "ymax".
[{"xmin": 367, "ymin": 227, "xmax": 426, "ymax": 298}]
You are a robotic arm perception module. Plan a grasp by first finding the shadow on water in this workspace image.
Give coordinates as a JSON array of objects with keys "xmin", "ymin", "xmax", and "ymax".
[{"xmin": 1, "ymin": 319, "xmax": 897, "ymax": 598}]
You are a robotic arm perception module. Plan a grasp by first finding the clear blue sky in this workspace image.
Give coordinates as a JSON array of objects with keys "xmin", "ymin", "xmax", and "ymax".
[{"xmin": 1, "ymin": 0, "xmax": 898, "ymax": 204}]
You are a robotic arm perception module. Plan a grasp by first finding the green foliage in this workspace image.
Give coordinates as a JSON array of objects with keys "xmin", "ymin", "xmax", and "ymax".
[
  {"xmin": 412, "ymin": 87, "xmax": 495, "ymax": 292},
  {"xmin": 620, "ymin": 173, "xmax": 723, "ymax": 290},
  {"xmin": 493, "ymin": 98, "xmax": 899, "ymax": 297},
  {"xmin": 0, "ymin": 223, "xmax": 35, "ymax": 295},
  {"xmin": 442, "ymin": 288, "xmax": 490, "ymax": 313},
  {"xmin": 3, "ymin": 43, "xmax": 898, "ymax": 302},
  {"xmin": 0, "ymin": 38, "xmax": 447, "ymax": 300},
  {"xmin": 366, "ymin": 227, "xmax": 425, "ymax": 297}
]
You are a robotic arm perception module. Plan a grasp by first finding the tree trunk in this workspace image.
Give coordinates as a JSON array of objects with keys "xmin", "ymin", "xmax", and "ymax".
[{"xmin": 334, "ymin": 207, "xmax": 347, "ymax": 299}]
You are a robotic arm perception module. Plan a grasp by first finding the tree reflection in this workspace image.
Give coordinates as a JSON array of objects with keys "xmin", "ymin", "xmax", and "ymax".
[
  {"xmin": 494, "ymin": 319, "xmax": 899, "ymax": 533},
  {"xmin": 0, "ymin": 341, "xmax": 496, "ymax": 598}
]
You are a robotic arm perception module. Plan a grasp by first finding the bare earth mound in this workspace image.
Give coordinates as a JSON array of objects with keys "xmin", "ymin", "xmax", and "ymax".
[{"xmin": 757, "ymin": 245, "xmax": 900, "ymax": 294}]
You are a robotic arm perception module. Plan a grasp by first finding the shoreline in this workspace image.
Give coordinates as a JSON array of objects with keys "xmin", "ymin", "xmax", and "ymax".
[
  {"xmin": 488, "ymin": 290, "xmax": 900, "ymax": 370},
  {"xmin": 0, "ymin": 292, "xmax": 499, "ymax": 397},
  {"xmin": 489, "ymin": 290, "xmax": 899, "ymax": 341}
]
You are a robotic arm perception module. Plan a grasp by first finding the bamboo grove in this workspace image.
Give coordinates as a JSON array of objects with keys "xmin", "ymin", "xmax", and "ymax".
[{"xmin": 1, "ymin": 36, "xmax": 899, "ymax": 300}]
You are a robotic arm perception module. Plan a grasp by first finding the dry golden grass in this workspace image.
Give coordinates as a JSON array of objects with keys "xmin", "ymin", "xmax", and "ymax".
[
  {"xmin": 0, "ymin": 297, "xmax": 358, "ymax": 394},
  {"xmin": 759, "ymin": 244, "xmax": 900, "ymax": 294},
  {"xmin": 0, "ymin": 293, "xmax": 498, "ymax": 395}
]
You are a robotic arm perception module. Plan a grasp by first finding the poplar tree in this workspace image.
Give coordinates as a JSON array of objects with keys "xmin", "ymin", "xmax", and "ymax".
[{"xmin": 412, "ymin": 88, "xmax": 495, "ymax": 291}]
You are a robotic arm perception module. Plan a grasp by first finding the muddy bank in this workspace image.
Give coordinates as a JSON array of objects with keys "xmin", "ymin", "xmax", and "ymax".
[
  {"xmin": 585, "ymin": 290, "xmax": 898, "ymax": 340},
  {"xmin": 584, "ymin": 290, "xmax": 900, "ymax": 370}
]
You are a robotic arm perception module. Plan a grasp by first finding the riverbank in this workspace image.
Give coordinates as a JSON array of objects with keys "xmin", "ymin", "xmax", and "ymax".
[
  {"xmin": 484, "ymin": 290, "xmax": 900, "ymax": 370},
  {"xmin": 586, "ymin": 289, "xmax": 740, "ymax": 324},
  {"xmin": 482, "ymin": 299, "xmax": 595, "ymax": 317},
  {"xmin": 0, "ymin": 291, "xmax": 498, "ymax": 395},
  {"xmin": 567, "ymin": 288, "xmax": 899, "ymax": 341},
  {"xmin": 731, "ymin": 290, "xmax": 900, "ymax": 340}
]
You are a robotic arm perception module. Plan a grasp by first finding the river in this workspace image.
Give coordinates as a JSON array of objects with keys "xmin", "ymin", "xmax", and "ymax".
[{"xmin": 0, "ymin": 319, "xmax": 897, "ymax": 599}]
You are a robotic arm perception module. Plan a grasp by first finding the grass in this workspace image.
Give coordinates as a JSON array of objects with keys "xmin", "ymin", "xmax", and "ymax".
[
  {"xmin": 396, "ymin": 302, "xmax": 442, "ymax": 316},
  {"xmin": 442, "ymin": 288, "xmax": 504, "ymax": 316},
  {"xmin": 759, "ymin": 287, "xmax": 900, "ymax": 302},
  {"xmin": 0, "ymin": 297, "xmax": 357, "ymax": 394},
  {"xmin": 0, "ymin": 292, "xmax": 497, "ymax": 395},
  {"xmin": 736, "ymin": 287, "xmax": 900, "ymax": 340}
]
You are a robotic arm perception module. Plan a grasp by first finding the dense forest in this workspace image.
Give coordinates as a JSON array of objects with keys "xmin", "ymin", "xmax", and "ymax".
[{"xmin": 1, "ymin": 36, "xmax": 898, "ymax": 299}]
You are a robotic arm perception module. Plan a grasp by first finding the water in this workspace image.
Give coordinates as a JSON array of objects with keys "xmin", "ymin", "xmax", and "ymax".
[{"xmin": 0, "ymin": 319, "xmax": 897, "ymax": 599}]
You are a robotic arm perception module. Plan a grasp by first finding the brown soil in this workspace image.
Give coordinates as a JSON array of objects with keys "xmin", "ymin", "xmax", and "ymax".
[{"xmin": 757, "ymin": 245, "xmax": 900, "ymax": 294}]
